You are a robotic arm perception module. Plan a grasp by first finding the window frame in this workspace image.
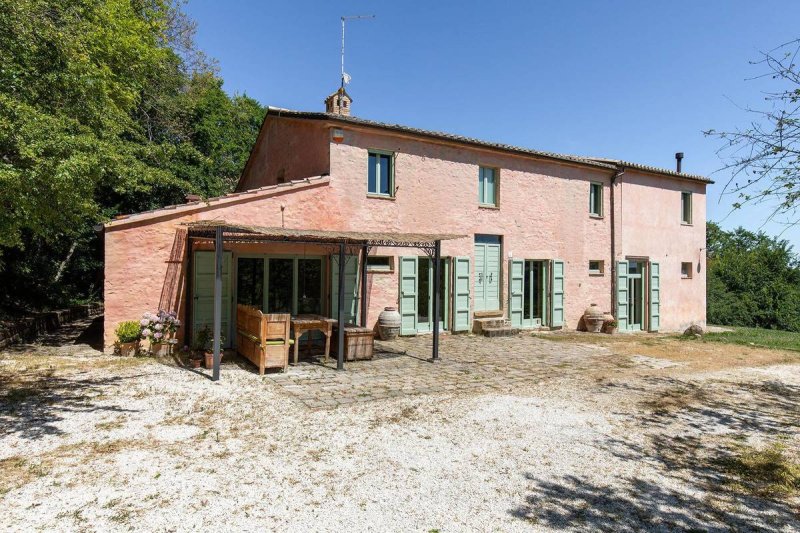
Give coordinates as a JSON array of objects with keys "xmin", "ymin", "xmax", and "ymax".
[
  {"xmin": 681, "ymin": 191, "xmax": 693, "ymax": 225},
  {"xmin": 589, "ymin": 182, "xmax": 603, "ymax": 217},
  {"xmin": 588, "ymin": 260, "xmax": 604, "ymax": 276},
  {"xmin": 366, "ymin": 256, "xmax": 394, "ymax": 273},
  {"xmin": 478, "ymin": 166, "xmax": 499, "ymax": 207},
  {"xmin": 367, "ymin": 149, "xmax": 395, "ymax": 197},
  {"xmin": 681, "ymin": 262, "xmax": 693, "ymax": 279}
]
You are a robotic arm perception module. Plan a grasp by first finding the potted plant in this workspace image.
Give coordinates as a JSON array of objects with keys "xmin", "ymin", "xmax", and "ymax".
[
  {"xmin": 115, "ymin": 321, "xmax": 141, "ymax": 356},
  {"xmin": 193, "ymin": 326, "xmax": 223, "ymax": 369},
  {"xmin": 604, "ymin": 319, "xmax": 618, "ymax": 335},
  {"xmin": 140, "ymin": 310, "xmax": 181, "ymax": 356}
]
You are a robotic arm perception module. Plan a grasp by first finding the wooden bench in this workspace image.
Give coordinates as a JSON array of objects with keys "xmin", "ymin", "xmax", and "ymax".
[{"xmin": 236, "ymin": 304, "xmax": 293, "ymax": 374}]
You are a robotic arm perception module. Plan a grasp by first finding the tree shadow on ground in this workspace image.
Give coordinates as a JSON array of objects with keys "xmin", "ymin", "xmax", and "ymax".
[
  {"xmin": 510, "ymin": 375, "xmax": 800, "ymax": 531},
  {"xmin": 0, "ymin": 371, "xmax": 141, "ymax": 440},
  {"xmin": 511, "ymin": 472, "xmax": 797, "ymax": 532}
]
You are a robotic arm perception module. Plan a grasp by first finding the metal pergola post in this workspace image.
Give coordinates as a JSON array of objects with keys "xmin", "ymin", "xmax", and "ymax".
[
  {"xmin": 431, "ymin": 240, "xmax": 441, "ymax": 361},
  {"xmin": 336, "ymin": 242, "xmax": 346, "ymax": 371},
  {"xmin": 360, "ymin": 244, "xmax": 368, "ymax": 328},
  {"xmin": 212, "ymin": 226, "xmax": 223, "ymax": 381}
]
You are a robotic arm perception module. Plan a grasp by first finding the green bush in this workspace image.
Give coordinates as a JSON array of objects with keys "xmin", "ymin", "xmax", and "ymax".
[
  {"xmin": 708, "ymin": 222, "xmax": 800, "ymax": 332},
  {"xmin": 115, "ymin": 321, "xmax": 141, "ymax": 344}
]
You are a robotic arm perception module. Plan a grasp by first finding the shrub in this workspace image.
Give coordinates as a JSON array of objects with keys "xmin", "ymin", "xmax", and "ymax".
[{"xmin": 115, "ymin": 321, "xmax": 141, "ymax": 344}]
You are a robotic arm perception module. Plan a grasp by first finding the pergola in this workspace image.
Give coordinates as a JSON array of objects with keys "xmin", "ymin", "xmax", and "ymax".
[{"xmin": 185, "ymin": 221, "xmax": 464, "ymax": 381}]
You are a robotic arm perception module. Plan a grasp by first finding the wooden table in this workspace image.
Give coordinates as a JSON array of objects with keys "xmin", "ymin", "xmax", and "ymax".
[{"xmin": 291, "ymin": 314, "xmax": 336, "ymax": 364}]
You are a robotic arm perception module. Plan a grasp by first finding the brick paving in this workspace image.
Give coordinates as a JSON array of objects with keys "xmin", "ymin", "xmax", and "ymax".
[{"xmin": 265, "ymin": 333, "xmax": 616, "ymax": 408}]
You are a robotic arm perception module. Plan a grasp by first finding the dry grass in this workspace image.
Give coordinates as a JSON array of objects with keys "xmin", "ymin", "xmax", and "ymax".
[
  {"xmin": 641, "ymin": 384, "xmax": 708, "ymax": 414},
  {"xmin": 0, "ymin": 455, "xmax": 52, "ymax": 496},
  {"xmin": 717, "ymin": 440, "xmax": 800, "ymax": 499},
  {"xmin": 541, "ymin": 331, "xmax": 798, "ymax": 373}
]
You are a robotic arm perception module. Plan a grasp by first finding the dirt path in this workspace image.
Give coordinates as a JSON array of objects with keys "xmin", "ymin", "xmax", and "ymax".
[{"xmin": 1, "ymin": 331, "xmax": 798, "ymax": 531}]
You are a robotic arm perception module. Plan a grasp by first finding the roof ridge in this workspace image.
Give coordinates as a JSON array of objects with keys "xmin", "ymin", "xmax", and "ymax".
[{"xmin": 265, "ymin": 107, "xmax": 712, "ymax": 184}]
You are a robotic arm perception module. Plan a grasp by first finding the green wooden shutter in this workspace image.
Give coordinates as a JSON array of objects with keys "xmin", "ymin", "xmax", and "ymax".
[
  {"xmin": 649, "ymin": 261, "xmax": 660, "ymax": 332},
  {"xmin": 617, "ymin": 261, "xmax": 629, "ymax": 330},
  {"xmin": 399, "ymin": 256, "xmax": 418, "ymax": 334},
  {"xmin": 453, "ymin": 257, "xmax": 471, "ymax": 332},
  {"xmin": 193, "ymin": 251, "xmax": 232, "ymax": 347},
  {"xmin": 508, "ymin": 259, "xmax": 524, "ymax": 327},
  {"xmin": 331, "ymin": 255, "xmax": 359, "ymax": 324},
  {"xmin": 550, "ymin": 260, "xmax": 565, "ymax": 327}
]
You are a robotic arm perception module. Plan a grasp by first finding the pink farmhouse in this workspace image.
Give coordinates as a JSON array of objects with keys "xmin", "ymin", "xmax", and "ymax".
[{"xmin": 103, "ymin": 92, "xmax": 710, "ymax": 353}]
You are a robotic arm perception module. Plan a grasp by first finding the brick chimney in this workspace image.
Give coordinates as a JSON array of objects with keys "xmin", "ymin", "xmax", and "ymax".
[{"xmin": 324, "ymin": 88, "xmax": 352, "ymax": 116}]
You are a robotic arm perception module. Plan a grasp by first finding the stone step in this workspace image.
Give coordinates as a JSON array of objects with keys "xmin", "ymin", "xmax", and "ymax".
[
  {"xmin": 481, "ymin": 326, "xmax": 520, "ymax": 338},
  {"xmin": 472, "ymin": 317, "xmax": 508, "ymax": 334}
]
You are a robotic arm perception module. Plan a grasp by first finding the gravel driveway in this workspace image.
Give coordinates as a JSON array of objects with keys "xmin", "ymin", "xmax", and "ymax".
[{"xmin": 1, "ymin": 330, "xmax": 798, "ymax": 531}]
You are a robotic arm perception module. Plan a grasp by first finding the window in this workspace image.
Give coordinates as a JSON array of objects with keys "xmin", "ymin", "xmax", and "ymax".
[
  {"xmin": 366, "ymin": 256, "xmax": 394, "ymax": 273},
  {"xmin": 681, "ymin": 262, "xmax": 692, "ymax": 279},
  {"xmin": 589, "ymin": 182, "xmax": 603, "ymax": 217},
  {"xmin": 368, "ymin": 151, "xmax": 394, "ymax": 196},
  {"xmin": 589, "ymin": 260, "xmax": 604, "ymax": 275},
  {"xmin": 681, "ymin": 191, "xmax": 692, "ymax": 224},
  {"xmin": 478, "ymin": 166, "xmax": 498, "ymax": 206}
]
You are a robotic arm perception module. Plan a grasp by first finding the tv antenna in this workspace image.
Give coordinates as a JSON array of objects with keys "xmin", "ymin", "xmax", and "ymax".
[{"xmin": 340, "ymin": 15, "xmax": 375, "ymax": 92}]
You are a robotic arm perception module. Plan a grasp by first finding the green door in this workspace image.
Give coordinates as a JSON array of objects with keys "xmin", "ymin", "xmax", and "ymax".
[
  {"xmin": 399, "ymin": 256, "xmax": 418, "ymax": 335},
  {"xmin": 474, "ymin": 235, "xmax": 501, "ymax": 312},
  {"xmin": 649, "ymin": 261, "xmax": 660, "ymax": 332},
  {"xmin": 193, "ymin": 251, "xmax": 232, "ymax": 347},
  {"xmin": 616, "ymin": 261, "xmax": 629, "ymax": 330},
  {"xmin": 330, "ymin": 255, "xmax": 359, "ymax": 324},
  {"xmin": 453, "ymin": 257, "xmax": 471, "ymax": 332},
  {"xmin": 508, "ymin": 259, "xmax": 524, "ymax": 327},
  {"xmin": 549, "ymin": 259, "xmax": 565, "ymax": 327}
]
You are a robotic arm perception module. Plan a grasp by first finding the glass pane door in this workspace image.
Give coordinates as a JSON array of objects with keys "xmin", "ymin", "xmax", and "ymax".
[
  {"xmin": 267, "ymin": 258, "xmax": 293, "ymax": 313},
  {"xmin": 237, "ymin": 258, "xmax": 264, "ymax": 309},
  {"xmin": 297, "ymin": 259, "xmax": 322, "ymax": 315}
]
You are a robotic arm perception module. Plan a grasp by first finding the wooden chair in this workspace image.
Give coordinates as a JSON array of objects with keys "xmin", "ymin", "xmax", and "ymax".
[{"xmin": 236, "ymin": 304, "xmax": 293, "ymax": 374}]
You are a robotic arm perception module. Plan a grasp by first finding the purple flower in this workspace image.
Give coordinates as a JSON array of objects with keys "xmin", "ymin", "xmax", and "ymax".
[
  {"xmin": 154, "ymin": 323, "xmax": 163, "ymax": 331},
  {"xmin": 140, "ymin": 319, "xmax": 150, "ymax": 327},
  {"xmin": 154, "ymin": 331, "xmax": 163, "ymax": 340},
  {"xmin": 141, "ymin": 328, "xmax": 152, "ymax": 338}
]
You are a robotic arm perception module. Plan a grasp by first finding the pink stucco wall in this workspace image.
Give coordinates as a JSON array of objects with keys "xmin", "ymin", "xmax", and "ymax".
[
  {"xmin": 103, "ymin": 117, "xmax": 707, "ymax": 349},
  {"xmin": 614, "ymin": 170, "xmax": 707, "ymax": 331},
  {"xmin": 236, "ymin": 116, "xmax": 329, "ymax": 192}
]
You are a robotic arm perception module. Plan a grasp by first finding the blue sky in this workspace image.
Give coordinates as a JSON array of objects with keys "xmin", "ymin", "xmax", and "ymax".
[{"xmin": 185, "ymin": 0, "xmax": 800, "ymax": 248}]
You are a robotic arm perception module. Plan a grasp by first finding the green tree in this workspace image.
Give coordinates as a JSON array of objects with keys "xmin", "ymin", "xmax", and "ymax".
[
  {"xmin": 707, "ymin": 222, "xmax": 800, "ymax": 331},
  {"xmin": 0, "ymin": 0, "xmax": 264, "ymax": 313}
]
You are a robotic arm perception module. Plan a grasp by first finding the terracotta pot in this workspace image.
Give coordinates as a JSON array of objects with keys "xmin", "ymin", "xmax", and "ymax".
[
  {"xmin": 189, "ymin": 358, "xmax": 202, "ymax": 369},
  {"xmin": 583, "ymin": 304, "xmax": 604, "ymax": 333},
  {"xmin": 605, "ymin": 326, "xmax": 618, "ymax": 335},
  {"xmin": 150, "ymin": 342, "xmax": 172, "ymax": 357},
  {"xmin": 378, "ymin": 307, "xmax": 401, "ymax": 340},
  {"xmin": 204, "ymin": 351, "xmax": 219, "ymax": 369},
  {"xmin": 118, "ymin": 341, "xmax": 138, "ymax": 357}
]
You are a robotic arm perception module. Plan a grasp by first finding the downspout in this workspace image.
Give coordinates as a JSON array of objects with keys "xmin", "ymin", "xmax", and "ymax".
[{"xmin": 610, "ymin": 167, "xmax": 625, "ymax": 319}]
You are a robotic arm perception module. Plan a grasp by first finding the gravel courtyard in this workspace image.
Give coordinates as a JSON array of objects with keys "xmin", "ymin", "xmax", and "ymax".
[{"xmin": 1, "ymin": 319, "xmax": 799, "ymax": 532}]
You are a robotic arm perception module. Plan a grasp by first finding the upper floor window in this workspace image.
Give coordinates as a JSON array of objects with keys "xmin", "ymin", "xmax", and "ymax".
[
  {"xmin": 589, "ymin": 182, "xmax": 603, "ymax": 217},
  {"xmin": 681, "ymin": 191, "xmax": 693, "ymax": 224},
  {"xmin": 478, "ymin": 166, "xmax": 497, "ymax": 206},
  {"xmin": 368, "ymin": 150, "xmax": 394, "ymax": 196}
]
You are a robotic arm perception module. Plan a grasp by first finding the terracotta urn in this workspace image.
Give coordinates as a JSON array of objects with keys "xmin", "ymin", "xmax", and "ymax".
[
  {"xmin": 118, "ymin": 341, "xmax": 138, "ymax": 357},
  {"xmin": 583, "ymin": 304, "xmax": 605, "ymax": 333},
  {"xmin": 378, "ymin": 307, "xmax": 402, "ymax": 340}
]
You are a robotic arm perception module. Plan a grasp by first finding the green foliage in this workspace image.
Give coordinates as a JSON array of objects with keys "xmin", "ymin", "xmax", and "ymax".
[
  {"xmin": 115, "ymin": 320, "xmax": 142, "ymax": 344},
  {"xmin": 707, "ymin": 222, "xmax": 800, "ymax": 331},
  {"xmin": 0, "ymin": 0, "xmax": 265, "ymax": 314}
]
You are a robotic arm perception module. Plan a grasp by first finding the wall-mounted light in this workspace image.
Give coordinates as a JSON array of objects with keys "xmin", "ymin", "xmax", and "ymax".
[{"xmin": 331, "ymin": 128, "xmax": 344, "ymax": 143}]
